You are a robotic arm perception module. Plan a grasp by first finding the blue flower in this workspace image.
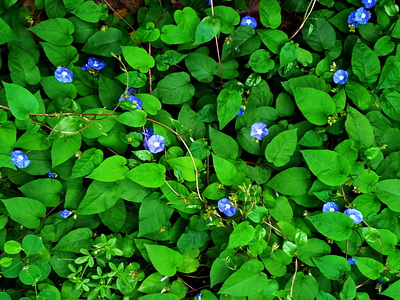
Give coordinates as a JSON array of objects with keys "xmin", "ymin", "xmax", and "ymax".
[
  {"xmin": 344, "ymin": 208, "xmax": 363, "ymax": 224},
  {"xmin": 218, "ymin": 198, "xmax": 237, "ymax": 217},
  {"xmin": 348, "ymin": 257, "xmax": 356, "ymax": 265},
  {"xmin": 207, "ymin": 0, "xmax": 211, "ymax": 5},
  {"xmin": 362, "ymin": 0, "xmax": 376, "ymax": 8},
  {"xmin": 240, "ymin": 16, "xmax": 257, "ymax": 29},
  {"xmin": 354, "ymin": 7, "xmax": 370, "ymax": 25},
  {"xmin": 54, "ymin": 67, "xmax": 73, "ymax": 83},
  {"xmin": 196, "ymin": 293, "xmax": 201, "ymax": 300},
  {"xmin": 147, "ymin": 134, "xmax": 165, "ymax": 154},
  {"xmin": 322, "ymin": 202, "xmax": 339, "ymax": 213},
  {"xmin": 237, "ymin": 107, "xmax": 244, "ymax": 116},
  {"xmin": 87, "ymin": 57, "xmax": 106, "ymax": 70},
  {"xmin": 119, "ymin": 93, "xmax": 143, "ymax": 110},
  {"xmin": 60, "ymin": 209, "xmax": 71, "ymax": 219},
  {"xmin": 141, "ymin": 128, "xmax": 154, "ymax": 151},
  {"xmin": 48, "ymin": 171, "xmax": 55, "ymax": 179},
  {"xmin": 127, "ymin": 86, "xmax": 137, "ymax": 94},
  {"xmin": 250, "ymin": 122, "xmax": 269, "ymax": 140},
  {"xmin": 333, "ymin": 69, "xmax": 348, "ymax": 84},
  {"xmin": 81, "ymin": 64, "xmax": 90, "ymax": 71},
  {"xmin": 10, "ymin": 150, "xmax": 30, "ymax": 169},
  {"xmin": 348, "ymin": 11, "xmax": 359, "ymax": 27}
]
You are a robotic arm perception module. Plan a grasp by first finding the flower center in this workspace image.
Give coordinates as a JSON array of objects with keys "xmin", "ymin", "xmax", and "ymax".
[
  {"xmin": 350, "ymin": 215, "xmax": 356, "ymax": 219},
  {"xmin": 257, "ymin": 129, "xmax": 263, "ymax": 135},
  {"xmin": 93, "ymin": 61, "xmax": 99, "ymax": 67},
  {"xmin": 17, "ymin": 155, "xmax": 24, "ymax": 162},
  {"xmin": 225, "ymin": 204, "xmax": 231, "ymax": 209},
  {"xmin": 61, "ymin": 71, "xmax": 68, "ymax": 77},
  {"xmin": 339, "ymin": 76, "xmax": 344, "ymax": 80},
  {"xmin": 361, "ymin": 13, "xmax": 366, "ymax": 18},
  {"xmin": 367, "ymin": 0, "xmax": 372, "ymax": 2},
  {"xmin": 154, "ymin": 142, "xmax": 160, "ymax": 147},
  {"xmin": 329, "ymin": 207, "xmax": 335, "ymax": 212},
  {"xmin": 246, "ymin": 19, "xmax": 252, "ymax": 25}
]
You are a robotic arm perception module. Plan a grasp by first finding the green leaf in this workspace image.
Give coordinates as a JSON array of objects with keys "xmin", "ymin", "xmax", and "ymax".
[
  {"xmin": 71, "ymin": 148, "xmax": 103, "ymax": 178},
  {"xmin": 259, "ymin": 0, "xmax": 281, "ymax": 29},
  {"xmin": 2, "ymin": 197, "xmax": 46, "ymax": 229},
  {"xmin": 14, "ymin": 131, "xmax": 51, "ymax": 150},
  {"xmin": 41, "ymin": 42, "xmax": 79, "ymax": 67},
  {"xmin": 124, "ymin": 163, "xmax": 166, "ymax": 188},
  {"xmin": 380, "ymin": 278, "xmax": 400, "ymax": 299},
  {"xmin": 297, "ymin": 239, "xmax": 331, "ymax": 266},
  {"xmin": 28, "ymin": 18, "xmax": 74, "ymax": 45},
  {"xmin": 377, "ymin": 56, "xmax": 400, "ymax": 90},
  {"xmin": 19, "ymin": 264, "xmax": 41, "ymax": 285},
  {"xmin": 375, "ymin": 179, "xmax": 400, "ymax": 212},
  {"xmin": 156, "ymin": 72, "xmax": 195, "ymax": 105},
  {"xmin": 185, "ymin": 53, "xmax": 218, "ymax": 83},
  {"xmin": 161, "ymin": 25, "xmax": 192, "ymax": 44},
  {"xmin": 293, "ymin": 87, "xmax": 336, "ymax": 125},
  {"xmin": 115, "ymin": 71, "xmax": 148, "ymax": 88},
  {"xmin": 177, "ymin": 249, "xmax": 200, "ymax": 274},
  {"xmin": 144, "ymin": 244, "xmax": 183, "ymax": 276},
  {"xmin": 77, "ymin": 181, "xmax": 121, "ymax": 215},
  {"xmin": 4, "ymin": 82, "xmax": 39, "ymax": 120},
  {"xmin": 22, "ymin": 235, "xmax": 43, "ymax": 255},
  {"xmin": 136, "ymin": 94, "xmax": 162, "ymax": 115},
  {"xmin": 340, "ymin": 276, "xmax": 356, "ymax": 300},
  {"xmin": 8, "ymin": 47, "xmax": 41, "ymax": 86},
  {"xmin": 279, "ymin": 41, "xmax": 299, "ymax": 67},
  {"xmin": 167, "ymin": 157, "xmax": 203, "ymax": 182},
  {"xmin": 98, "ymin": 198, "xmax": 126, "ymax": 232},
  {"xmin": 194, "ymin": 16, "xmax": 221, "ymax": 45},
  {"xmin": 212, "ymin": 154, "xmax": 238, "ymax": 186},
  {"xmin": 219, "ymin": 260, "xmax": 269, "ymax": 296},
  {"xmin": 205, "ymin": 6, "xmax": 240, "ymax": 34},
  {"xmin": 307, "ymin": 212, "xmax": 354, "ymax": 241},
  {"xmin": 217, "ymin": 89, "xmax": 242, "ymax": 130},
  {"xmin": 37, "ymin": 290, "xmax": 58, "ymax": 300},
  {"xmin": 301, "ymin": 150, "xmax": 351, "ymax": 186},
  {"xmin": 51, "ymin": 135, "xmax": 81, "ymax": 168},
  {"xmin": 345, "ymin": 106, "xmax": 374, "ymax": 149},
  {"xmin": 0, "ymin": 293, "xmax": 11, "ymax": 300},
  {"xmin": 177, "ymin": 230, "xmax": 208, "ymax": 253},
  {"xmin": 117, "ymin": 110, "xmax": 147, "ymax": 127},
  {"xmin": 257, "ymin": 29, "xmax": 288, "ymax": 54},
  {"xmin": 312, "ymin": 255, "xmax": 351, "ymax": 280},
  {"xmin": 81, "ymin": 28, "xmax": 123, "ymax": 57},
  {"xmin": 302, "ymin": 17, "xmax": 336, "ymax": 51},
  {"xmin": 380, "ymin": 89, "xmax": 400, "ymax": 122},
  {"xmin": 227, "ymin": 221, "xmax": 255, "ymax": 249},
  {"xmin": 72, "ymin": 2, "xmax": 107, "ymax": 23},
  {"xmin": 265, "ymin": 129, "xmax": 297, "ymax": 167},
  {"xmin": 53, "ymin": 228, "xmax": 92, "ymax": 252},
  {"xmin": 354, "ymin": 257, "xmax": 383, "ymax": 280},
  {"xmin": 267, "ymin": 167, "xmax": 311, "ymax": 196},
  {"xmin": 134, "ymin": 22, "xmax": 160, "ymax": 42},
  {"xmin": 121, "ymin": 46, "xmax": 155, "ymax": 73},
  {"xmin": 209, "ymin": 126, "xmax": 239, "ymax": 160},
  {"xmin": 19, "ymin": 179, "xmax": 62, "ymax": 207},
  {"xmin": 246, "ymin": 49, "xmax": 275, "ymax": 73},
  {"xmin": 86, "ymin": 156, "xmax": 128, "ymax": 182},
  {"xmin": 222, "ymin": 26, "xmax": 261, "ymax": 61},
  {"xmin": 374, "ymin": 36, "xmax": 395, "ymax": 56},
  {"xmin": 345, "ymin": 80, "xmax": 371, "ymax": 110},
  {"xmin": 269, "ymin": 196, "xmax": 293, "ymax": 223},
  {"xmin": 352, "ymin": 39, "xmax": 381, "ymax": 83},
  {"xmin": 284, "ymin": 272, "xmax": 319, "ymax": 300},
  {"xmin": 138, "ymin": 294, "xmax": 180, "ymax": 300},
  {"xmin": 4, "ymin": 241, "xmax": 22, "ymax": 255}
]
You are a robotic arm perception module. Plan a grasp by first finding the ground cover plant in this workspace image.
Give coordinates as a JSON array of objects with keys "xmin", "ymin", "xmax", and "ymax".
[{"xmin": 0, "ymin": 0, "xmax": 400, "ymax": 299}]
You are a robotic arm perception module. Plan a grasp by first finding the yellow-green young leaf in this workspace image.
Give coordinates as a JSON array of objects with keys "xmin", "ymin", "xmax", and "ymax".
[
  {"xmin": 307, "ymin": 212, "xmax": 354, "ymax": 241},
  {"xmin": 144, "ymin": 244, "xmax": 183, "ymax": 276},
  {"xmin": 136, "ymin": 94, "xmax": 162, "ymax": 115},
  {"xmin": 312, "ymin": 255, "xmax": 351, "ymax": 280},
  {"xmin": 2, "ymin": 197, "xmax": 46, "ymax": 229},
  {"xmin": 259, "ymin": 0, "xmax": 281, "ymax": 29},
  {"xmin": 227, "ymin": 221, "xmax": 255, "ymax": 249},
  {"xmin": 86, "ymin": 156, "xmax": 128, "ymax": 182},
  {"xmin": 265, "ymin": 129, "xmax": 297, "ymax": 167},
  {"xmin": 219, "ymin": 260, "xmax": 269, "ymax": 296},
  {"xmin": 217, "ymin": 89, "xmax": 242, "ymax": 130},
  {"xmin": 3, "ymin": 82, "xmax": 39, "ymax": 120},
  {"xmin": 167, "ymin": 157, "xmax": 203, "ymax": 182},
  {"xmin": 4, "ymin": 241, "xmax": 22, "ymax": 254},
  {"xmin": 354, "ymin": 257, "xmax": 384, "ymax": 280},
  {"xmin": 124, "ymin": 163, "xmax": 166, "ymax": 188},
  {"xmin": 177, "ymin": 248, "xmax": 200, "ymax": 274},
  {"xmin": 212, "ymin": 154, "xmax": 238, "ymax": 186},
  {"xmin": 121, "ymin": 46, "xmax": 155, "ymax": 73}
]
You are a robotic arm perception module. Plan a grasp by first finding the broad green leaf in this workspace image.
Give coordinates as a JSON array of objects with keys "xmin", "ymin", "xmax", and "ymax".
[
  {"xmin": 0, "ymin": 121, "xmax": 16, "ymax": 148},
  {"xmin": 86, "ymin": 156, "xmax": 128, "ymax": 182},
  {"xmin": 4, "ymin": 241, "xmax": 22, "ymax": 255},
  {"xmin": 0, "ymin": 17, "xmax": 15, "ymax": 44},
  {"xmin": 117, "ymin": 110, "xmax": 147, "ymax": 128},
  {"xmin": 293, "ymin": 87, "xmax": 336, "ymax": 125},
  {"xmin": 246, "ymin": 49, "xmax": 275, "ymax": 73},
  {"xmin": 121, "ymin": 46, "xmax": 155, "ymax": 73},
  {"xmin": 19, "ymin": 264, "xmax": 41, "ymax": 285},
  {"xmin": 2, "ymin": 197, "xmax": 46, "ymax": 229},
  {"xmin": 19, "ymin": 179, "xmax": 62, "ymax": 207},
  {"xmin": 269, "ymin": 196, "xmax": 293, "ymax": 223},
  {"xmin": 302, "ymin": 17, "xmax": 336, "ymax": 51},
  {"xmin": 284, "ymin": 272, "xmax": 319, "ymax": 300},
  {"xmin": 177, "ymin": 248, "xmax": 200, "ymax": 274},
  {"xmin": 14, "ymin": 131, "xmax": 51, "ymax": 150},
  {"xmin": 217, "ymin": 89, "xmax": 242, "ymax": 130},
  {"xmin": 227, "ymin": 221, "xmax": 255, "ymax": 249},
  {"xmin": 22, "ymin": 235, "xmax": 43, "ymax": 255},
  {"xmin": 51, "ymin": 134, "xmax": 82, "ymax": 168},
  {"xmin": 133, "ymin": 22, "xmax": 160, "ymax": 42},
  {"xmin": 0, "ymin": 293, "xmax": 11, "ymax": 300},
  {"xmin": 380, "ymin": 279, "xmax": 400, "ymax": 299},
  {"xmin": 185, "ymin": 53, "xmax": 218, "ymax": 83},
  {"xmin": 72, "ymin": 2, "xmax": 107, "ymax": 23},
  {"xmin": 279, "ymin": 41, "xmax": 299, "ymax": 67},
  {"xmin": 219, "ymin": 260, "xmax": 269, "ymax": 296},
  {"xmin": 265, "ymin": 129, "xmax": 297, "ymax": 167},
  {"xmin": 205, "ymin": 6, "xmax": 240, "ymax": 34},
  {"xmin": 297, "ymin": 238, "xmax": 331, "ymax": 266},
  {"xmin": 136, "ymin": 94, "xmax": 162, "ymax": 115},
  {"xmin": 209, "ymin": 126, "xmax": 239, "ymax": 160},
  {"xmin": 161, "ymin": 25, "xmax": 192, "ymax": 44},
  {"xmin": 167, "ymin": 157, "xmax": 203, "ymax": 182},
  {"xmin": 71, "ymin": 148, "xmax": 103, "ymax": 178},
  {"xmin": 222, "ymin": 26, "xmax": 261, "ymax": 61},
  {"xmin": 266, "ymin": 167, "xmax": 311, "ymax": 196},
  {"xmin": 124, "ymin": 163, "xmax": 166, "ymax": 188},
  {"xmin": 374, "ymin": 36, "xmax": 395, "ymax": 56},
  {"xmin": 41, "ymin": 42, "xmax": 79, "ymax": 67},
  {"xmin": 177, "ymin": 230, "xmax": 208, "ymax": 253},
  {"xmin": 194, "ymin": 16, "xmax": 221, "ymax": 45},
  {"xmin": 53, "ymin": 228, "xmax": 92, "ymax": 252},
  {"xmin": 28, "ymin": 18, "xmax": 74, "ymax": 45},
  {"xmin": 340, "ymin": 276, "xmax": 356, "ymax": 300},
  {"xmin": 301, "ymin": 150, "xmax": 351, "ymax": 186},
  {"xmin": 8, "ymin": 47, "xmax": 40, "ymax": 86},
  {"xmin": 144, "ymin": 244, "xmax": 183, "ymax": 277},
  {"xmin": 156, "ymin": 72, "xmax": 195, "ymax": 105},
  {"xmin": 380, "ymin": 89, "xmax": 400, "ymax": 122},
  {"xmin": 312, "ymin": 255, "xmax": 351, "ymax": 280},
  {"xmin": 98, "ymin": 198, "xmax": 126, "ymax": 232},
  {"xmin": 212, "ymin": 154, "xmax": 238, "ymax": 186},
  {"xmin": 257, "ymin": 29, "xmax": 288, "ymax": 54},
  {"xmin": 81, "ymin": 28, "xmax": 123, "ymax": 57},
  {"xmin": 377, "ymin": 56, "xmax": 400, "ymax": 89},
  {"xmin": 345, "ymin": 80, "xmax": 371, "ymax": 110},
  {"xmin": 375, "ymin": 179, "xmax": 400, "ymax": 212},
  {"xmin": 115, "ymin": 71, "xmax": 148, "ymax": 88},
  {"xmin": 77, "ymin": 181, "xmax": 121, "ymax": 215},
  {"xmin": 352, "ymin": 39, "xmax": 381, "ymax": 83},
  {"xmin": 138, "ymin": 294, "xmax": 179, "ymax": 300},
  {"xmin": 4, "ymin": 82, "xmax": 39, "ymax": 120},
  {"xmin": 345, "ymin": 106, "xmax": 374, "ymax": 149},
  {"xmin": 37, "ymin": 290, "xmax": 58, "ymax": 300},
  {"xmin": 354, "ymin": 257, "xmax": 383, "ymax": 280},
  {"xmin": 259, "ymin": 0, "xmax": 281, "ymax": 29},
  {"xmin": 307, "ymin": 212, "xmax": 354, "ymax": 241}
]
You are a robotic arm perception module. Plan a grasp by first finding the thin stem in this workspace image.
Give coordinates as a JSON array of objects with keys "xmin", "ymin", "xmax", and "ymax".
[
  {"xmin": 289, "ymin": 0, "xmax": 316, "ymax": 40},
  {"xmin": 148, "ymin": 42, "xmax": 152, "ymax": 95},
  {"xmin": 206, "ymin": 155, "xmax": 210, "ymax": 186},
  {"xmin": 214, "ymin": 36, "xmax": 223, "ymax": 88},
  {"xmin": 0, "ymin": 104, "xmax": 10, "ymax": 111},
  {"xmin": 345, "ymin": 239, "xmax": 349, "ymax": 260},
  {"xmin": 356, "ymin": 278, "xmax": 370, "ymax": 289},
  {"xmin": 270, "ymin": 218, "xmax": 290, "ymax": 241},
  {"xmin": 290, "ymin": 256, "xmax": 298, "ymax": 298},
  {"xmin": 340, "ymin": 185, "xmax": 349, "ymax": 205}
]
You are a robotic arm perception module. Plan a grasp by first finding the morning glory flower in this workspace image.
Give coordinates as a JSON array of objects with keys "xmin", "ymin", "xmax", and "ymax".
[
  {"xmin": 147, "ymin": 134, "xmax": 165, "ymax": 154},
  {"xmin": 127, "ymin": 86, "xmax": 137, "ymax": 94},
  {"xmin": 119, "ymin": 93, "xmax": 143, "ymax": 110},
  {"xmin": 54, "ymin": 67, "xmax": 73, "ymax": 83},
  {"xmin": 48, "ymin": 171, "xmax": 55, "ymax": 179},
  {"xmin": 344, "ymin": 208, "xmax": 363, "ymax": 224},
  {"xmin": 81, "ymin": 64, "xmax": 90, "ymax": 71},
  {"xmin": 218, "ymin": 198, "xmax": 237, "ymax": 217},
  {"xmin": 196, "ymin": 293, "xmax": 201, "ymax": 300},
  {"xmin": 141, "ymin": 128, "xmax": 154, "ymax": 151},
  {"xmin": 240, "ymin": 16, "xmax": 257, "ymax": 29},
  {"xmin": 207, "ymin": 0, "xmax": 211, "ymax": 5},
  {"xmin": 322, "ymin": 202, "xmax": 339, "ymax": 213},
  {"xmin": 60, "ymin": 209, "xmax": 72, "ymax": 219},
  {"xmin": 237, "ymin": 107, "xmax": 244, "ymax": 116},
  {"xmin": 354, "ymin": 7, "xmax": 370, "ymax": 25},
  {"xmin": 10, "ymin": 150, "xmax": 30, "ymax": 169},
  {"xmin": 250, "ymin": 122, "xmax": 269, "ymax": 140},
  {"xmin": 362, "ymin": 0, "xmax": 376, "ymax": 8},
  {"xmin": 348, "ymin": 257, "xmax": 356, "ymax": 265},
  {"xmin": 348, "ymin": 12, "xmax": 359, "ymax": 27},
  {"xmin": 87, "ymin": 57, "xmax": 106, "ymax": 70},
  {"xmin": 333, "ymin": 69, "xmax": 348, "ymax": 84}
]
